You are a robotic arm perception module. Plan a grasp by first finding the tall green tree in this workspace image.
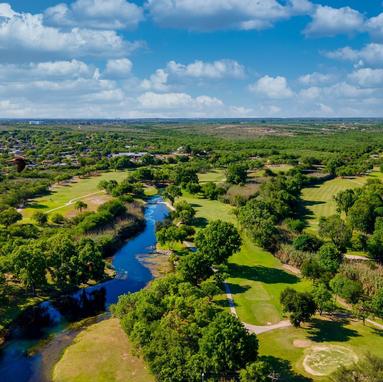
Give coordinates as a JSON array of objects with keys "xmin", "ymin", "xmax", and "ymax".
[{"xmin": 0, "ymin": 207, "xmax": 22, "ymax": 227}]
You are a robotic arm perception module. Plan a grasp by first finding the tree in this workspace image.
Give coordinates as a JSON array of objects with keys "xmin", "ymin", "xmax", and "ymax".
[
  {"xmin": 352, "ymin": 299, "xmax": 372, "ymax": 325},
  {"xmin": 226, "ymin": 163, "xmax": 248, "ymax": 185},
  {"xmin": 74, "ymin": 200, "xmax": 88, "ymax": 213},
  {"xmin": 172, "ymin": 200, "xmax": 195, "ymax": 225},
  {"xmin": 12, "ymin": 244, "xmax": 47, "ymax": 294},
  {"xmin": 0, "ymin": 207, "xmax": 22, "ymax": 227},
  {"xmin": 51, "ymin": 213, "xmax": 65, "ymax": 225},
  {"xmin": 195, "ymin": 220, "xmax": 241, "ymax": 264},
  {"xmin": 372, "ymin": 288, "xmax": 383, "ymax": 317},
  {"xmin": 199, "ymin": 312, "xmax": 258, "ymax": 378},
  {"xmin": 293, "ymin": 234, "xmax": 322, "ymax": 252},
  {"xmin": 77, "ymin": 238, "xmax": 105, "ymax": 283},
  {"xmin": 330, "ymin": 274, "xmax": 363, "ymax": 304},
  {"xmin": 348, "ymin": 199, "xmax": 375, "ymax": 233},
  {"xmin": 32, "ymin": 211, "xmax": 48, "ymax": 226},
  {"xmin": 240, "ymin": 361, "xmax": 272, "ymax": 382},
  {"xmin": 334, "ymin": 189, "xmax": 356, "ymax": 215},
  {"xmin": 319, "ymin": 215, "xmax": 352, "ymax": 252},
  {"xmin": 178, "ymin": 253, "xmax": 213, "ymax": 285},
  {"xmin": 312, "ymin": 282, "xmax": 334, "ymax": 315},
  {"xmin": 317, "ymin": 243, "xmax": 343, "ymax": 274},
  {"xmin": 164, "ymin": 184, "xmax": 182, "ymax": 204},
  {"xmin": 280, "ymin": 288, "xmax": 316, "ymax": 327},
  {"xmin": 367, "ymin": 218, "xmax": 383, "ymax": 263}
]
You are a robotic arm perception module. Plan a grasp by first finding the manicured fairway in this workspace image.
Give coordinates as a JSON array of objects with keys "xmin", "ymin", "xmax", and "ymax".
[
  {"xmin": 258, "ymin": 317, "xmax": 383, "ymax": 381},
  {"xmin": 22, "ymin": 171, "xmax": 129, "ymax": 220},
  {"xmin": 181, "ymin": 195, "xmax": 311, "ymax": 326},
  {"xmin": 198, "ymin": 169, "xmax": 226, "ymax": 184},
  {"xmin": 53, "ymin": 318, "xmax": 154, "ymax": 382},
  {"xmin": 302, "ymin": 170, "xmax": 383, "ymax": 232},
  {"xmin": 227, "ymin": 236, "xmax": 311, "ymax": 325}
]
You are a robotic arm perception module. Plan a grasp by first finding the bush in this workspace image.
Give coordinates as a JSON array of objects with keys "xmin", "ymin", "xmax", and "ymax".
[
  {"xmin": 285, "ymin": 218, "xmax": 305, "ymax": 233},
  {"xmin": 293, "ymin": 234, "xmax": 322, "ymax": 252}
]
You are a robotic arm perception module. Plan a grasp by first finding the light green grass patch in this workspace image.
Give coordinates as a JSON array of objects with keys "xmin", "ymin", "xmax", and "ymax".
[
  {"xmin": 198, "ymin": 169, "xmax": 226, "ymax": 184},
  {"xmin": 53, "ymin": 318, "xmax": 154, "ymax": 382},
  {"xmin": 22, "ymin": 171, "xmax": 130, "ymax": 220},
  {"xmin": 303, "ymin": 345, "xmax": 358, "ymax": 376}
]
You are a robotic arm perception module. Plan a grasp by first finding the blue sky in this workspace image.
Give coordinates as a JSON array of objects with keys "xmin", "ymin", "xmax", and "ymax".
[{"xmin": 0, "ymin": 0, "xmax": 382, "ymax": 118}]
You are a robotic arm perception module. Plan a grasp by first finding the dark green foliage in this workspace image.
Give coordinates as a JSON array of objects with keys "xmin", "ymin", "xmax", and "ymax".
[
  {"xmin": 195, "ymin": 220, "xmax": 241, "ymax": 264},
  {"xmin": 226, "ymin": 163, "xmax": 248, "ymax": 185},
  {"xmin": 0, "ymin": 207, "xmax": 22, "ymax": 227},
  {"xmin": 312, "ymin": 282, "xmax": 334, "ymax": 315},
  {"xmin": 319, "ymin": 215, "xmax": 351, "ymax": 252},
  {"xmin": 330, "ymin": 274, "xmax": 363, "ymax": 304},
  {"xmin": 317, "ymin": 243, "xmax": 343, "ymax": 275},
  {"xmin": 293, "ymin": 234, "xmax": 322, "ymax": 252},
  {"xmin": 334, "ymin": 189, "xmax": 357, "ymax": 215},
  {"xmin": 32, "ymin": 211, "xmax": 48, "ymax": 226},
  {"xmin": 285, "ymin": 218, "xmax": 305, "ymax": 233},
  {"xmin": 367, "ymin": 218, "xmax": 383, "ymax": 263},
  {"xmin": 178, "ymin": 253, "xmax": 213, "ymax": 285},
  {"xmin": 172, "ymin": 200, "xmax": 196, "ymax": 225},
  {"xmin": 280, "ymin": 288, "xmax": 316, "ymax": 327}
]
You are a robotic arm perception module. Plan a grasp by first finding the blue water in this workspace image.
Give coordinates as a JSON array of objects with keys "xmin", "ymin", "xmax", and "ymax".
[{"xmin": 0, "ymin": 196, "xmax": 168, "ymax": 382}]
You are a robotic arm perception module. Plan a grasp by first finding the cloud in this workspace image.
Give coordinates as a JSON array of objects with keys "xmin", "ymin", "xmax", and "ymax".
[
  {"xmin": 326, "ymin": 43, "xmax": 383, "ymax": 66},
  {"xmin": 105, "ymin": 58, "xmax": 133, "ymax": 77},
  {"xmin": 0, "ymin": 4, "xmax": 142, "ymax": 60},
  {"xmin": 145, "ymin": 0, "xmax": 310, "ymax": 31},
  {"xmin": 166, "ymin": 59, "xmax": 245, "ymax": 79},
  {"xmin": 304, "ymin": 5, "xmax": 364, "ymax": 37},
  {"xmin": 349, "ymin": 68, "xmax": 383, "ymax": 87},
  {"xmin": 366, "ymin": 13, "xmax": 383, "ymax": 41},
  {"xmin": 44, "ymin": 0, "xmax": 143, "ymax": 30},
  {"xmin": 298, "ymin": 72, "xmax": 334, "ymax": 85},
  {"xmin": 138, "ymin": 91, "xmax": 223, "ymax": 109},
  {"xmin": 249, "ymin": 75, "xmax": 294, "ymax": 99},
  {"xmin": 140, "ymin": 69, "xmax": 169, "ymax": 91}
]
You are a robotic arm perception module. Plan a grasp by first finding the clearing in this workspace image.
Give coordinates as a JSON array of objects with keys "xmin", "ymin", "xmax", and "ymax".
[
  {"xmin": 53, "ymin": 318, "xmax": 154, "ymax": 382},
  {"xmin": 21, "ymin": 171, "xmax": 130, "ymax": 220}
]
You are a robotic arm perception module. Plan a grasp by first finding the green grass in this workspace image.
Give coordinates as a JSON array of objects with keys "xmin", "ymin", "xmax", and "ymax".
[
  {"xmin": 198, "ymin": 169, "xmax": 226, "ymax": 184},
  {"xmin": 22, "ymin": 171, "xmax": 130, "ymax": 220},
  {"xmin": 302, "ymin": 170, "xmax": 383, "ymax": 232},
  {"xmin": 53, "ymin": 318, "xmax": 154, "ymax": 382},
  {"xmin": 259, "ymin": 317, "xmax": 383, "ymax": 381},
  {"xmin": 227, "ymin": 236, "xmax": 311, "ymax": 325},
  {"xmin": 180, "ymin": 194, "xmax": 311, "ymax": 325}
]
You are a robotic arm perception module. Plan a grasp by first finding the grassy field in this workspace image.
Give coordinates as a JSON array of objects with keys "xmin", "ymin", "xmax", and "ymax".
[
  {"xmin": 259, "ymin": 317, "xmax": 383, "ymax": 381},
  {"xmin": 302, "ymin": 170, "xmax": 383, "ymax": 232},
  {"xmin": 53, "ymin": 318, "xmax": 154, "ymax": 382},
  {"xmin": 198, "ymin": 169, "xmax": 226, "ymax": 184},
  {"xmin": 227, "ymin": 236, "xmax": 311, "ymax": 325},
  {"xmin": 180, "ymin": 194, "xmax": 311, "ymax": 326},
  {"xmin": 21, "ymin": 171, "xmax": 130, "ymax": 220}
]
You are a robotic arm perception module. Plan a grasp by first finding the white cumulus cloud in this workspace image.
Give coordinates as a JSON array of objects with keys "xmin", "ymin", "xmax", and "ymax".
[
  {"xmin": 105, "ymin": 58, "xmax": 133, "ymax": 77},
  {"xmin": 45, "ymin": 0, "xmax": 144, "ymax": 30},
  {"xmin": 249, "ymin": 75, "xmax": 294, "ymax": 99},
  {"xmin": 326, "ymin": 43, "xmax": 383, "ymax": 66}
]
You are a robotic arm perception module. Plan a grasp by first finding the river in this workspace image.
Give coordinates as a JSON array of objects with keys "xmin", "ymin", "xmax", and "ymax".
[{"xmin": 0, "ymin": 196, "xmax": 169, "ymax": 382}]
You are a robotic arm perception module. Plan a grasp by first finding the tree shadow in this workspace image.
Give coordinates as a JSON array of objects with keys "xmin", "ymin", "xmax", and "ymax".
[
  {"xmin": 229, "ymin": 263, "xmax": 300, "ymax": 284},
  {"xmin": 193, "ymin": 216, "xmax": 208, "ymax": 228},
  {"xmin": 225, "ymin": 282, "xmax": 251, "ymax": 295},
  {"xmin": 26, "ymin": 202, "xmax": 48, "ymax": 209},
  {"xmin": 259, "ymin": 356, "xmax": 313, "ymax": 382},
  {"xmin": 306, "ymin": 317, "xmax": 360, "ymax": 342}
]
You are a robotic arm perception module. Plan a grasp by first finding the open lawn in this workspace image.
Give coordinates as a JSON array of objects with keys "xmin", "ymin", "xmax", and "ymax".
[
  {"xmin": 198, "ymin": 169, "xmax": 226, "ymax": 184},
  {"xmin": 227, "ymin": 236, "xmax": 311, "ymax": 326},
  {"xmin": 53, "ymin": 318, "xmax": 154, "ymax": 382},
  {"xmin": 180, "ymin": 194, "xmax": 311, "ymax": 326},
  {"xmin": 258, "ymin": 316, "xmax": 383, "ymax": 381},
  {"xmin": 21, "ymin": 171, "xmax": 130, "ymax": 221},
  {"xmin": 302, "ymin": 170, "xmax": 383, "ymax": 232}
]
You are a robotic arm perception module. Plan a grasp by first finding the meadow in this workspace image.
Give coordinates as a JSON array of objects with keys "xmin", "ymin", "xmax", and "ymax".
[
  {"xmin": 21, "ymin": 171, "xmax": 130, "ymax": 220},
  {"xmin": 53, "ymin": 318, "xmax": 154, "ymax": 382}
]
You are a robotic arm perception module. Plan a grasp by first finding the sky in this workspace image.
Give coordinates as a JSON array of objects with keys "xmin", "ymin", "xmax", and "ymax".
[{"xmin": 0, "ymin": 0, "xmax": 382, "ymax": 118}]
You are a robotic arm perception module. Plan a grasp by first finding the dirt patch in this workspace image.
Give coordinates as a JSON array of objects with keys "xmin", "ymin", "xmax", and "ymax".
[
  {"xmin": 293, "ymin": 339, "xmax": 311, "ymax": 348},
  {"xmin": 283, "ymin": 264, "xmax": 301, "ymax": 275},
  {"xmin": 303, "ymin": 345, "xmax": 358, "ymax": 376}
]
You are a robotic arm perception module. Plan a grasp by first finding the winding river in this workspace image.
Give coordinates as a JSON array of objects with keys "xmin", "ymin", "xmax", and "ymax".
[{"xmin": 0, "ymin": 196, "xmax": 169, "ymax": 382}]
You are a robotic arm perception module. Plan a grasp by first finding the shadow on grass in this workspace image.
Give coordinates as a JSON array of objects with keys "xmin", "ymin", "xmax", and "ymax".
[
  {"xmin": 225, "ymin": 282, "xmax": 251, "ymax": 295},
  {"xmin": 259, "ymin": 356, "xmax": 313, "ymax": 382},
  {"xmin": 193, "ymin": 216, "xmax": 208, "ymax": 228},
  {"xmin": 26, "ymin": 202, "xmax": 48, "ymax": 209},
  {"xmin": 307, "ymin": 317, "xmax": 360, "ymax": 342},
  {"xmin": 229, "ymin": 263, "xmax": 300, "ymax": 284}
]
